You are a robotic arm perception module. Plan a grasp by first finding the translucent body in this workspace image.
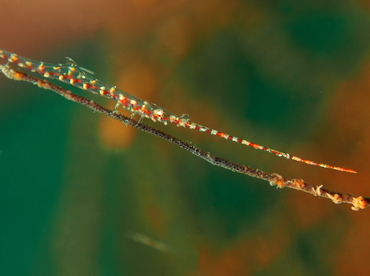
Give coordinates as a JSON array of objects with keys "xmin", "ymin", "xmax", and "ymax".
[{"xmin": 0, "ymin": 48, "xmax": 356, "ymax": 173}]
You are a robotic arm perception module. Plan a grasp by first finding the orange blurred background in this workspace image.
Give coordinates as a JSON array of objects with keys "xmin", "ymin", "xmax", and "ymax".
[{"xmin": 1, "ymin": 0, "xmax": 370, "ymax": 275}]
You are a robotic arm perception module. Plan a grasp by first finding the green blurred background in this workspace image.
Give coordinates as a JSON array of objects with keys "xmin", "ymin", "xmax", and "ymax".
[{"xmin": 1, "ymin": 1, "xmax": 370, "ymax": 275}]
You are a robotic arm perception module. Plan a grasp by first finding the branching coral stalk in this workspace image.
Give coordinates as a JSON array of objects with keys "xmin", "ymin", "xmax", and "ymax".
[{"xmin": 1, "ymin": 64, "xmax": 369, "ymax": 211}]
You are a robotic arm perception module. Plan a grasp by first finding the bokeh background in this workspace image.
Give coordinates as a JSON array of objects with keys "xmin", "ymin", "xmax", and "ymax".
[{"xmin": 1, "ymin": 0, "xmax": 370, "ymax": 275}]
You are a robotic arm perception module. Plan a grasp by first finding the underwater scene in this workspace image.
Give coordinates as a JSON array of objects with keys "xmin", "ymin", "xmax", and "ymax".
[{"xmin": 1, "ymin": 1, "xmax": 370, "ymax": 275}]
